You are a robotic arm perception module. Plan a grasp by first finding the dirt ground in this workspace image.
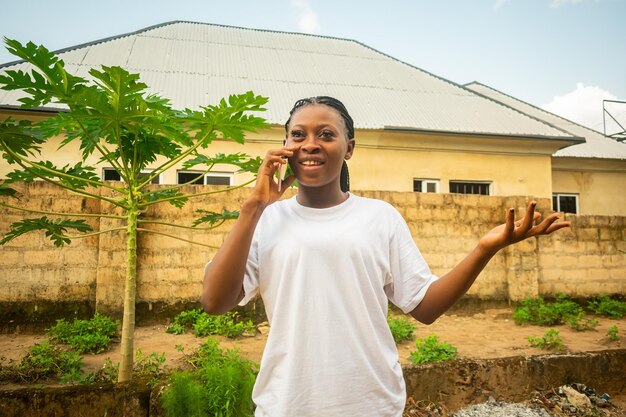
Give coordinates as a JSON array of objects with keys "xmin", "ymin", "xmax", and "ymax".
[{"xmin": 1, "ymin": 307, "xmax": 625, "ymax": 407}]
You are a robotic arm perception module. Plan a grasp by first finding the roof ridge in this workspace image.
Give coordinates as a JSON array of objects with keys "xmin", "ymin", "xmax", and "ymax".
[
  {"xmin": 465, "ymin": 81, "xmax": 606, "ymax": 139},
  {"xmin": 463, "ymin": 81, "xmax": 583, "ymax": 141}
]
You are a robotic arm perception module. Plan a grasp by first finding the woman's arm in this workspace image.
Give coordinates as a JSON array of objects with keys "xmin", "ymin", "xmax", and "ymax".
[
  {"xmin": 410, "ymin": 201, "xmax": 571, "ymax": 324},
  {"xmin": 201, "ymin": 147, "xmax": 297, "ymax": 314}
]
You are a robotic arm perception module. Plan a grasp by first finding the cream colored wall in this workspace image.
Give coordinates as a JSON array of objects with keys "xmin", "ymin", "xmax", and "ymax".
[
  {"xmin": 552, "ymin": 157, "xmax": 626, "ymax": 216},
  {"xmin": 553, "ymin": 169, "xmax": 626, "ymax": 216}
]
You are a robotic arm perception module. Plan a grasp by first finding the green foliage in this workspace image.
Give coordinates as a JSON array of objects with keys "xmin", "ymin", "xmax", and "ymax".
[
  {"xmin": 0, "ymin": 216, "xmax": 92, "ymax": 247},
  {"xmin": 528, "ymin": 329, "xmax": 565, "ymax": 351},
  {"xmin": 387, "ymin": 314, "xmax": 415, "ymax": 344},
  {"xmin": 0, "ymin": 341, "xmax": 84, "ymax": 382},
  {"xmin": 47, "ymin": 313, "xmax": 120, "ymax": 353},
  {"xmin": 166, "ymin": 309, "xmax": 255, "ymax": 339},
  {"xmin": 567, "ymin": 316, "xmax": 598, "ymax": 332},
  {"xmin": 192, "ymin": 209, "xmax": 240, "ymax": 228},
  {"xmin": 410, "ymin": 335, "xmax": 457, "ymax": 364},
  {"xmin": 587, "ymin": 295, "xmax": 626, "ymax": 319},
  {"xmin": 513, "ymin": 293, "xmax": 584, "ymax": 327},
  {"xmin": 607, "ymin": 325, "xmax": 619, "ymax": 342},
  {"xmin": 161, "ymin": 338, "xmax": 257, "ymax": 417},
  {"xmin": 134, "ymin": 348, "xmax": 168, "ymax": 386}
]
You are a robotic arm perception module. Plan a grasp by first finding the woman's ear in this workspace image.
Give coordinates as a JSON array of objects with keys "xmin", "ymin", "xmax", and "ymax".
[{"xmin": 344, "ymin": 139, "xmax": 355, "ymax": 160}]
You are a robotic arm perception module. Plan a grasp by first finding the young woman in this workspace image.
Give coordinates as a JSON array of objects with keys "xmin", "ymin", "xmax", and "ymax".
[{"xmin": 202, "ymin": 96, "xmax": 570, "ymax": 417}]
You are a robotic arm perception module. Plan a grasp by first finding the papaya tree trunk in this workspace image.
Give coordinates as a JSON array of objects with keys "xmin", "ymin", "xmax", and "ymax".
[{"xmin": 118, "ymin": 206, "xmax": 138, "ymax": 382}]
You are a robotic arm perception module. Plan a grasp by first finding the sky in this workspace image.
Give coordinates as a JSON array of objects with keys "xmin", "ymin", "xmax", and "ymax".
[{"xmin": 1, "ymin": 0, "xmax": 625, "ymax": 133}]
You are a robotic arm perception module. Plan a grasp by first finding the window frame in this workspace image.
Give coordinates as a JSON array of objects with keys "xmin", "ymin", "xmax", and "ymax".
[
  {"xmin": 101, "ymin": 168, "xmax": 162, "ymax": 184},
  {"xmin": 449, "ymin": 180, "xmax": 491, "ymax": 196},
  {"xmin": 203, "ymin": 172, "xmax": 234, "ymax": 186},
  {"xmin": 413, "ymin": 178, "xmax": 440, "ymax": 193},
  {"xmin": 552, "ymin": 193, "xmax": 579, "ymax": 214}
]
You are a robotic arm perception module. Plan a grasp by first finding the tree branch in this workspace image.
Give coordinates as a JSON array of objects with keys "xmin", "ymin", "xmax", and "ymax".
[
  {"xmin": 136, "ymin": 227, "xmax": 220, "ymax": 248},
  {"xmin": 137, "ymin": 178, "xmax": 255, "ymax": 208},
  {"xmin": 0, "ymin": 201, "xmax": 126, "ymax": 219},
  {"xmin": 136, "ymin": 219, "xmax": 226, "ymax": 231},
  {"xmin": 54, "ymin": 227, "xmax": 126, "ymax": 240}
]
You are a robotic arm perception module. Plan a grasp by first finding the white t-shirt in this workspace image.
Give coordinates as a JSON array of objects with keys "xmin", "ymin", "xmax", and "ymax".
[{"xmin": 239, "ymin": 193, "xmax": 438, "ymax": 417}]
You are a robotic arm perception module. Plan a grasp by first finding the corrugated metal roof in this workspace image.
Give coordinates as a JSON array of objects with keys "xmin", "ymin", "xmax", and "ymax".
[
  {"xmin": 465, "ymin": 81, "xmax": 626, "ymax": 160},
  {"xmin": 1, "ymin": 21, "xmax": 577, "ymax": 140}
]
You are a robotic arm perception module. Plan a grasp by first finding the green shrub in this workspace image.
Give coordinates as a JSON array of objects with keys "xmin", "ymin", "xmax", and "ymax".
[
  {"xmin": 161, "ymin": 338, "xmax": 257, "ymax": 417},
  {"xmin": 587, "ymin": 295, "xmax": 626, "ymax": 319},
  {"xmin": 513, "ymin": 294, "xmax": 584, "ymax": 326},
  {"xmin": 47, "ymin": 313, "xmax": 120, "ymax": 353},
  {"xmin": 167, "ymin": 309, "xmax": 255, "ymax": 338},
  {"xmin": 0, "ymin": 342, "xmax": 84, "ymax": 382},
  {"xmin": 410, "ymin": 335, "xmax": 457, "ymax": 364},
  {"xmin": 528, "ymin": 329, "xmax": 564, "ymax": 351},
  {"xmin": 607, "ymin": 325, "xmax": 619, "ymax": 342},
  {"xmin": 387, "ymin": 314, "xmax": 415, "ymax": 344},
  {"xmin": 567, "ymin": 316, "xmax": 598, "ymax": 332}
]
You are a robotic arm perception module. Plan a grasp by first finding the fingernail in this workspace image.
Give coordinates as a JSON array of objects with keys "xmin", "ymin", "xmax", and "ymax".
[{"xmin": 509, "ymin": 208, "xmax": 514, "ymax": 213}]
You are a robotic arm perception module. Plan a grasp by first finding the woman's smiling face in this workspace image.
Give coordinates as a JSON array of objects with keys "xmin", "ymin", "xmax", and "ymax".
[{"xmin": 285, "ymin": 104, "xmax": 355, "ymax": 191}]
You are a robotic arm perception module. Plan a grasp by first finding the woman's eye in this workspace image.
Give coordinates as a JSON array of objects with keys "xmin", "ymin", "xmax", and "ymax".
[
  {"xmin": 320, "ymin": 130, "xmax": 334, "ymax": 139},
  {"xmin": 290, "ymin": 131, "xmax": 304, "ymax": 140}
]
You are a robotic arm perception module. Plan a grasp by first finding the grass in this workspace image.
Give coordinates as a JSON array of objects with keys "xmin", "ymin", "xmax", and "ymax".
[{"xmin": 161, "ymin": 338, "xmax": 257, "ymax": 417}]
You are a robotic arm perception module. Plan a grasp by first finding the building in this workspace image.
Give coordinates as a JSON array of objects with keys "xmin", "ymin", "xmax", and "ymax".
[{"xmin": 1, "ymin": 21, "xmax": 623, "ymax": 214}]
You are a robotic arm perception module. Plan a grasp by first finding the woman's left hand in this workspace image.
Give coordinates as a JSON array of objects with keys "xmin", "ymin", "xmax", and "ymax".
[{"xmin": 478, "ymin": 201, "xmax": 571, "ymax": 255}]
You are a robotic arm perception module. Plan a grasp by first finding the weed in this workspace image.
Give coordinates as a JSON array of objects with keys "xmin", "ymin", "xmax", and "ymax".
[
  {"xmin": 387, "ymin": 314, "xmax": 415, "ymax": 344},
  {"xmin": 607, "ymin": 325, "xmax": 619, "ymax": 342},
  {"xmin": 92, "ymin": 357, "xmax": 119, "ymax": 383},
  {"xmin": 513, "ymin": 293, "xmax": 584, "ymax": 326},
  {"xmin": 165, "ymin": 323, "xmax": 185, "ymax": 335},
  {"xmin": 567, "ymin": 316, "xmax": 598, "ymax": 332},
  {"xmin": 161, "ymin": 338, "xmax": 257, "ymax": 417},
  {"xmin": 135, "ymin": 348, "xmax": 168, "ymax": 386},
  {"xmin": 167, "ymin": 309, "xmax": 255, "ymax": 338},
  {"xmin": 47, "ymin": 313, "xmax": 120, "ymax": 354},
  {"xmin": 410, "ymin": 335, "xmax": 457, "ymax": 364},
  {"xmin": 528, "ymin": 329, "xmax": 564, "ymax": 351},
  {"xmin": 0, "ymin": 342, "xmax": 85, "ymax": 383},
  {"xmin": 587, "ymin": 295, "xmax": 626, "ymax": 319}
]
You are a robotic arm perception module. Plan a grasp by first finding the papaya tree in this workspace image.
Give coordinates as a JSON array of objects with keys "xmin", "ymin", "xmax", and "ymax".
[{"xmin": 0, "ymin": 39, "xmax": 266, "ymax": 382}]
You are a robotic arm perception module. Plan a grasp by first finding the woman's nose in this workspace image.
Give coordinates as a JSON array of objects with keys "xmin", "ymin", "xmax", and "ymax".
[{"xmin": 300, "ymin": 135, "xmax": 321, "ymax": 153}]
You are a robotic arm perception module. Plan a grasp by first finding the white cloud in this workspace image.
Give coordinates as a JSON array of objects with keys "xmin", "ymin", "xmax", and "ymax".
[
  {"xmin": 493, "ymin": 0, "xmax": 510, "ymax": 10},
  {"xmin": 549, "ymin": 0, "xmax": 598, "ymax": 8},
  {"xmin": 542, "ymin": 83, "xmax": 618, "ymax": 131},
  {"xmin": 291, "ymin": 0, "xmax": 320, "ymax": 33}
]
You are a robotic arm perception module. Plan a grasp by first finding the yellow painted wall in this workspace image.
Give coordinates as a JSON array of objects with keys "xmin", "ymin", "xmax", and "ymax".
[{"xmin": 553, "ymin": 165, "xmax": 626, "ymax": 216}]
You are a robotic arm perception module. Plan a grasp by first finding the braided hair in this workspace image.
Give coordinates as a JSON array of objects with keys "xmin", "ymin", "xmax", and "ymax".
[{"xmin": 284, "ymin": 96, "xmax": 354, "ymax": 192}]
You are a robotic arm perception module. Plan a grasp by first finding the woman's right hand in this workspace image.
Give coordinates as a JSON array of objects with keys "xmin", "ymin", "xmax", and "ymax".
[{"xmin": 246, "ymin": 146, "xmax": 298, "ymax": 208}]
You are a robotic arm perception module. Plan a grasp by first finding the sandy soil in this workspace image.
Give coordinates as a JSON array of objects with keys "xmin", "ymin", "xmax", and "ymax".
[{"xmin": 1, "ymin": 307, "xmax": 623, "ymax": 374}]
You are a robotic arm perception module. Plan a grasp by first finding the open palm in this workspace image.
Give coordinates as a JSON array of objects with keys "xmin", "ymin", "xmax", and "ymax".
[{"xmin": 479, "ymin": 201, "xmax": 571, "ymax": 254}]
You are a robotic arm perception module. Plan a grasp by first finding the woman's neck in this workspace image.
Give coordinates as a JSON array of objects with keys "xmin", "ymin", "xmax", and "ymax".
[{"xmin": 296, "ymin": 183, "xmax": 348, "ymax": 208}]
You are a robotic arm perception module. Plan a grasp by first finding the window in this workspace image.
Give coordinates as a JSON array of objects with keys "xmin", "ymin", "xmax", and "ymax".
[
  {"xmin": 102, "ymin": 168, "xmax": 121, "ymax": 181},
  {"xmin": 102, "ymin": 168, "xmax": 161, "ymax": 184},
  {"xmin": 137, "ymin": 170, "xmax": 161, "ymax": 184},
  {"xmin": 204, "ymin": 173, "xmax": 233, "ymax": 186},
  {"xmin": 177, "ymin": 171, "xmax": 205, "ymax": 185},
  {"xmin": 553, "ymin": 193, "xmax": 578, "ymax": 214},
  {"xmin": 413, "ymin": 179, "xmax": 439, "ymax": 193},
  {"xmin": 449, "ymin": 181, "xmax": 490, "ymax": 195}
]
